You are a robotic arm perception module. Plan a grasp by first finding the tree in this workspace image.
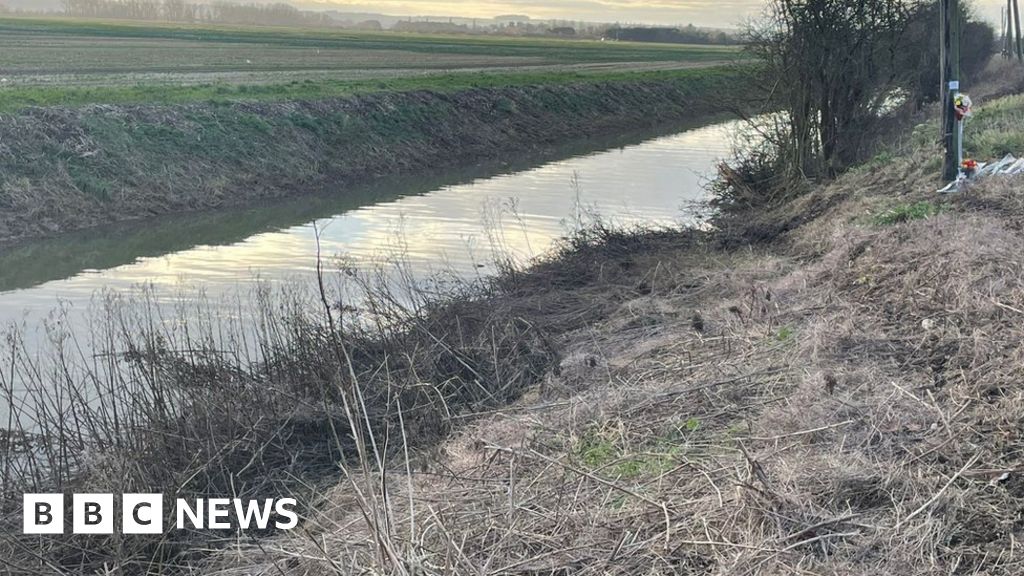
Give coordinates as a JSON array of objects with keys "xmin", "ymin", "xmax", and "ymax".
[
  {"xmin": 745, "ymin": 0, "xmax": 916, "ymax": 178},
  {"xmin": 901, "ymin": 1, "xmax": 994, "ymax": 109}
]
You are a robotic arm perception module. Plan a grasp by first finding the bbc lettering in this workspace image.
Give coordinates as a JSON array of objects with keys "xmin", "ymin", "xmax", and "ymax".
[{"xmin": 24, "ymin": 495, "xmax": 298, "ymax": 534}]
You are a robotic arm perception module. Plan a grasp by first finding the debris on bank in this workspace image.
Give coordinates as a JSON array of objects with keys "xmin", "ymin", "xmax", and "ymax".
[{"xmin": 938, "ymin": 153, "xmax": 1024, "ymax": 192}]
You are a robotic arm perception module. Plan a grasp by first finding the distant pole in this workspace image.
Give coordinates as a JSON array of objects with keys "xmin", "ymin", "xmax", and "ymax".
[
  {"xmin": 1009, "ymin": 1, "xmax": 1015, "ymax": 58},
  {"xmin": 941, "ymin": 0, "xmax": 961, "ymax": 182},
  {"xmin": 940, "ymin": 0, "xmax": 947, "ymax": 112},
  {"xmin": 1005, "ymin": 5, "xmax": 1011, "ymax": 58},
  {"xmin": 1011, "ymin": 0, "xmax": 1019, "ymax": 59}
]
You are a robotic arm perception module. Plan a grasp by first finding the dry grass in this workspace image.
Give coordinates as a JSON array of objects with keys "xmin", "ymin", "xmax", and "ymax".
[
  {"xmin": 191, "ymin": 93, "xmax": 1024, "ymax": 575},
  {"xmin": 4, "ymin": 76, "xmax": 1024, "ymax": 576},
  {"xmin": 0, "ymin": 226, "xmax": 716, "ymax": 574}
]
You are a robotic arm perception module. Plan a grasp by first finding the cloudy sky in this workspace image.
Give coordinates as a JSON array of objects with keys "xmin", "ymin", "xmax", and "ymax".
[{"xmin": 303, "ymin": 0, "xmax": 1006, "ymax": 27}]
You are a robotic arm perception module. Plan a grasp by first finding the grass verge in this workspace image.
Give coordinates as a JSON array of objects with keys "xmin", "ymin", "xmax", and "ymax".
[
  {"xmin": 0, "ymin": 66, "xmax": 739, "ymax": 112},
  {"xmin": 0, "ymin": 67, "xmax": 749, "ymax": 244}
]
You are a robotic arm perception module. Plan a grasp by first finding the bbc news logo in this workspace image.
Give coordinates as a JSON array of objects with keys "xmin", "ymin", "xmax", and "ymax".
[{"xmin": 23, "ymin": 494, "xmax": 298, "ymax": 534}]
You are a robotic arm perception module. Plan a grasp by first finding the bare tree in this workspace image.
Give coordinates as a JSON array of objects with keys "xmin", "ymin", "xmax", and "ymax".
[{"xmin": 745, "ymin": 0, "xmax": 914, "ymax": 178}]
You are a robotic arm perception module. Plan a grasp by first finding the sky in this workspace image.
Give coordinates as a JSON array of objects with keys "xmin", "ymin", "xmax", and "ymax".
[{"xmin": 302, "ymin": 0, "xmax": 1008, "ymax": 28}]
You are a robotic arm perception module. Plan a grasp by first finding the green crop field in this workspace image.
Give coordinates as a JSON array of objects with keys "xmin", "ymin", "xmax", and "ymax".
[{"xmin": 0, "ymin": 16, "xmax": 742, "ymax": 110}]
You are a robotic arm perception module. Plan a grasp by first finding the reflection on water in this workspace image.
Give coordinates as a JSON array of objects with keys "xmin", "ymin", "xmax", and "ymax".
[{"xmin": 0, "ymin": 120, "xmax": 736, "ymax": 333}]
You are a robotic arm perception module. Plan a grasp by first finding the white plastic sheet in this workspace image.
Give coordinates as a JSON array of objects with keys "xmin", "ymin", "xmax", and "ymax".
[{"xmin": 937, "ymin": 154, "xmax": 1024, "ymax": 193}]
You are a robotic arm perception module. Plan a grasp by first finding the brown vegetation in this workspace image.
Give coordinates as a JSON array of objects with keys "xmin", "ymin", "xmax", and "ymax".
[
  {"xmin": 191, "ymin": 88, "xmax": 1024, "ymax": 574},
  {"xmin": 3, "ymin": 48, "xmax": 1023, "ymax": 576}
]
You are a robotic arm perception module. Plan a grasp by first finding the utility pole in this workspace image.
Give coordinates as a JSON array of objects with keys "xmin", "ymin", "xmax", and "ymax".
[
  {"xmin": 1014, "ymin": 0, "xmax": 1023, "ymax": 60},
  {"xmin": 941, "ymin": 0, "xmax": 961, "ymax": 182},
  {"xmin": 1005, "ymin": 4, "xmax": 1012, "ymax": 58},
  {"xmin": 1010, "ymin": 0, "xmax": 1017, "ymax": 58}
]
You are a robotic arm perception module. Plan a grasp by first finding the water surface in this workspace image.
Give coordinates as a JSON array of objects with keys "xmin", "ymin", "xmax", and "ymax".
[{"xmin": 0, "ymin": 120, "xmax": 735, "ymax": 334}]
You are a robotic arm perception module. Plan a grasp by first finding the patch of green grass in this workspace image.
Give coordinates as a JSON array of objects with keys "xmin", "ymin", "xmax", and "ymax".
[
  {"xmin": 873, "ymin": 201, "xmax": 946, "ymax": 226},
  {"xmin": 971, "ymin": 93, "xmax": 1024, "ymax": 115},
  {"xmin": 578, "ymin": 431, "xmax": 617, "ymax": 468},
  {"xmin": 853, "ymin": 151, "xmax": 896, "ymax": 173},
  {"xmin": 236, "ymin": 113, "xmax": 273, "ymax": 135},
  {"xmin": 0, "ymin": 66, "xmax": 743, "ymax": 113},
  {"xmin": 966, "ymin": 129, "xmax": 1024, "ymax": 159},
  {"xmin": 963, "ymin": 93, "xmax": 1024, "ymax": 159},
  {"xmin": 575, "ymin": 423, "xmax": 698, "ymax": 480},
  {"xmin": 775, "ymin": 326, "xmax": 794, "ymax": 341},
  {"xmin": 67, "ymin": 163, "xmax": 114, "ymax": 201}
]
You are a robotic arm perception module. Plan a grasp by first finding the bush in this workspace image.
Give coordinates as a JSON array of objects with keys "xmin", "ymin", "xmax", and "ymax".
[{"xmin": 709, "ymin": 137, "xmax": 791, "ymax": 210}]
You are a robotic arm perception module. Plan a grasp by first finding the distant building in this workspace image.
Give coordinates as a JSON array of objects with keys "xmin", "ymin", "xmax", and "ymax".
[
  {"xmin": 355, "ymin": 20, "xmax": 382, "ymax": 31},
  {"xmin": 393, "ymin": 20, "xmax": 470, "ymax": 34},
  {"xmin": 494, "ymin": 14, "xmax": 530, "ymax": 23}
]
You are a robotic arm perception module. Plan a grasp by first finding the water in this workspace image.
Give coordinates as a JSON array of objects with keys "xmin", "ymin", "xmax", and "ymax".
[{"xmin": 0, "ymin": 119, "xmax": 735, "ymax": 340}]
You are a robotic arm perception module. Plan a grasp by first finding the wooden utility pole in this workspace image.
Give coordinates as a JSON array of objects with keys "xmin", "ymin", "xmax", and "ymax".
[
  {"xmin": 1005, "ymin": 4, "xmax": 1012, "ymax": 58},
  {"xmin": 1009, "ymin": 1, "xmax": 1015, "ymax": 58},
  {"xmin": 1014, "ymin": 0, "xmax": 1023, "ymax": 60},
  {"xmin": 941, "ymin": 0, "xmax": 961, "ymax": 181}
]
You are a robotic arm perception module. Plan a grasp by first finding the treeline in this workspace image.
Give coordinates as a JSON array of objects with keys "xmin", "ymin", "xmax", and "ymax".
[
  {"xmin": 606, "ymin": 24, "xmax": 741, "ymax": 45},
  {"xmin": 61, "ymin": 0, "xmax": 332, "ymax": 27},
  {"xmin": 392, "ymin": 20, "xmax": 468, "ymax": 34}
]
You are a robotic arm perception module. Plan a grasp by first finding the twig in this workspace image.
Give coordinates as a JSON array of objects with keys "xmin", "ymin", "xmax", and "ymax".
[
  {"xmin": 896, "ymin": 454, "xmax": 980, "ymax": 529},
  {"xmin": 780, "ymin": 531, "xmax": 860, "ymax": 552},
  {"xmin": 736, "ymin": 420, "xmax": 855, "ymax": 442},
  {"xmin": 781, "ymin": 513, "xmax": 861, "ymax": 543}
]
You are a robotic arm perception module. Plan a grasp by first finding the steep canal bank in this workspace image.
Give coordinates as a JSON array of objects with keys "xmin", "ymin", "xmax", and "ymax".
[{"xmin": 0, "ymin": 68, "xmax": 745, "ymax": 244}]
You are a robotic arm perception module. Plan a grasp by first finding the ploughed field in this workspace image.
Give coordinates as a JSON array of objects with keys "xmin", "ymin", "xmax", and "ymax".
[
  {"xmin": 0, "ymin": 17, "xmax": 738, "ymax": 89},
  {"xmin": 0, "ymin": 16, "xmax": 748, "ymax": 244}
]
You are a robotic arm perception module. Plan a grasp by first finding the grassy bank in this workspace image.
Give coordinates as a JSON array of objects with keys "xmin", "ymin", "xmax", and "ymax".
[
  {"xmin": 5, "ymin": 72, "xmax": 1024, "ymax": 573},
  {"xmin": 0, "ymin": 66, "xmax": 746, "ymax": 244},
  {"xmin": 0, "ymin": 66, "xmax": 737, "ymax": 111},
  {"xmin": 215, "ymin": 76, "xmax": 1024, "ymax": 575},
  {"xmin": 183, "ymin": 74, "xmax": 1024, "ymax": 575}
]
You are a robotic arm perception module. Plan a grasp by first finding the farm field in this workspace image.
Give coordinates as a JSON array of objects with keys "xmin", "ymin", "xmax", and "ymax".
[
  {"xmin": 0, "ymin": 15, "xmax": 749, "ymax": 243},
  {"xmin": 0, "ymin": 17, "xmax": 740, "ymax": 95},
  {"xmin": 0, "ymin": 64, "xmax": 739, "ymax": 112}
]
